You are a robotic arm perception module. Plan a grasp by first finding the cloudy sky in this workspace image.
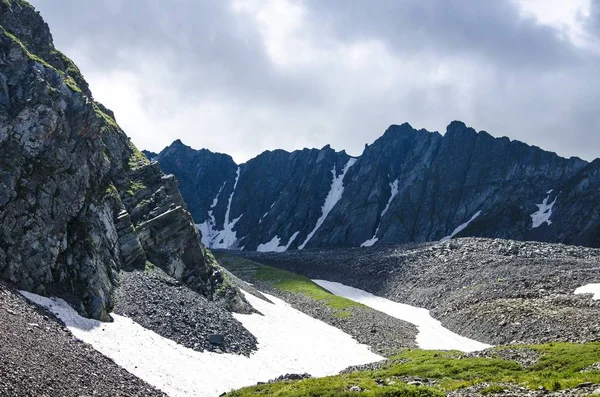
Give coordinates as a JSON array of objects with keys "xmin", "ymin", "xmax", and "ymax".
[{"xmin": 30, "ymin": 0, "xmax": 599, "ymax": 163}]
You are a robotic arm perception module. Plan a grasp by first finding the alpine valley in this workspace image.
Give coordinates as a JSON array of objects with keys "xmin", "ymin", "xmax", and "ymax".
[{"xmin": 1, "ymin": 1, "xmax": 600, "ymax": 397}]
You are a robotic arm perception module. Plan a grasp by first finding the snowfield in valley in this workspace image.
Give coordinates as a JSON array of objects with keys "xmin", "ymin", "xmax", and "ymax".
[
  {"xmin": 575, "ymin": 284, "xmax": 600, "ymax": 300},
  {"xmin": 20, "ymin": 289, "xmax": 382, "ymax": 397},
  {"xmin": 313, "ymin": 280, "xmax": 491, "ymax": 352}
]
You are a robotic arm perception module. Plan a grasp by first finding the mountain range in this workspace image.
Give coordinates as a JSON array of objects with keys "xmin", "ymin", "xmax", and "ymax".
[{"xmin": 146, "ymin": 122, "xmax": 600, "ymax": 251}]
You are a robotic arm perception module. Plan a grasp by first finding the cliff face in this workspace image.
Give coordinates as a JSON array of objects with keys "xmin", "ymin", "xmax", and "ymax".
[
  {"xmin": 0, "ymin": 0, "xmax": 248, "ymax": 320},
  {"xmin": 150, "ymin": 122, "xmax": 599, "ymax": 251}
]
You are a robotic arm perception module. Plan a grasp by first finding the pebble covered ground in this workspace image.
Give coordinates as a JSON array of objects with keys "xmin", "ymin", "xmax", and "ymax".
[
  {"xmin": 113, "ymin": 268, "xmax": 258, "ymax": 355},
  {"xmin": 0, "ymin": 281, "xmax": 166, "ymax": 396}
]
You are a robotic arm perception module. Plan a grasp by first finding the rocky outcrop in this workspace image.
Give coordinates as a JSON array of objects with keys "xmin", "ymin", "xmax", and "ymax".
[
  {"xmin": 149, "ymin": 122, "xmax": 598, "ymax": 250},
  {"xmin": 0, "ymin": 0, "xmax": 249, "ymax": 320}
]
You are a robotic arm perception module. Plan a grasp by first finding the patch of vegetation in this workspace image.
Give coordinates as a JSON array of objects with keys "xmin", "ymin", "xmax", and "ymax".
[
  {"xmin": 92, "ymin": 103, "xmax": 119, "ymax": 129},
  {"xmin": 217, "ymin": 255, "xmax": 363, "ymax": 318},
  {"xmin": 126, "ymin": 180, "xmax": 146, "ymax": 196},
  {"xmin": 227, "ymin": 343, "xmax": 600, "ymax": 396},
  {"xmin": 54, "ymin": 50, "xmax": 86, "ymax": 86},
  {"xmin": 63, "ymin": 75, "xmax": 81, "ymax": 93},
  {"xmin": 226, "ymin": 373, "xmax": 443, "ymax": 397},
  {"xmin": 104, "ymin": 183, "xmax": 118, "ymax": 197},
  {"xmin": 127, "ymin": 142, "xmax": 149, "ymax": 170}
]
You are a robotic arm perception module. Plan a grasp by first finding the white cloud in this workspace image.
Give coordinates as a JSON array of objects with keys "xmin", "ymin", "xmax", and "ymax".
[
  {"xmin": 29, "ymin": 0, "xmax": 600, "ymax": 163},
  {"xmin": 514, "ymin": 0, "xmax": 591, "ymax": 43}
]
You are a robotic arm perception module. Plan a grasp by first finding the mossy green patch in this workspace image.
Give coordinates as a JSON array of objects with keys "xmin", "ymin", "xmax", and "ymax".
[
  {"xmin": 480, "ymin": 385, "xmax": 507, "ymax": 394},
  {"xmin": 228, "ymin": 343, "xmax": 600, "ymax": 396},
  {"xmin": 127, "ymin": 142, "xmax": 149, "ymax": 170},
  {"xmin": 126, "ymin": 180, "xmax": 146, "ymax": 196},
  {"xmin": 217, "ymin": 255, "xmax": 363, "ymax": 318},
  {"xmin": 104, "ymin": 183, "xmax": 118, "ymax": 197},
  {"xmin": 92, "ymin": 103, "xmax": 119, "ymax": 129}
]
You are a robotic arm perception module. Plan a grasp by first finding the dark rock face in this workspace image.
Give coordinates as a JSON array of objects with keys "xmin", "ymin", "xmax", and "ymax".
[
  {"xmin": 150, "ymin": 121, "xmax": 598, "ymax": 250},
  {"xmin": 152, "ymin": 141, "xmax": 352, "ymax": 251},
  {"xmin": 0, "ymin": 0, "xmax": 249, "ymax": 320}
]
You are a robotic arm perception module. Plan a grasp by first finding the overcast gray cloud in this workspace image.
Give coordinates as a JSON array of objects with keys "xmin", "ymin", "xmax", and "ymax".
[{"xmin": 29, "ymin": 0, "xmax": 599, "ymax": 163}]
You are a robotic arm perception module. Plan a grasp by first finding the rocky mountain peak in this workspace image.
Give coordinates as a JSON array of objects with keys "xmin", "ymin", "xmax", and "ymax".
[
  {"xmin": 444, "ymin": 120, "xmax": 478, "ymax": 140},
  {"xmin": 148, "ymin": 119, "xmax": 600, "ymax": 251}
]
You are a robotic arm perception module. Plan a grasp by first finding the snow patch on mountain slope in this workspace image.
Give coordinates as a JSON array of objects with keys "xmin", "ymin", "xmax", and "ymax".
[
  {"xmin": 257, "ymin": 231, "xmax": 300, "ymax": 252},
  {"xmin": 531, "ymin": 191, "xmax": 557, "ymax": 228},
  {"xmin": 197, "ymin": 181, "xmax": 226, "ymax": 246},
  {"xmin": 440, "ymin": 210, "xmax": 482, "ymax": 242},
  {"xmin": 361, "ymin": 179, "xmax": 400, "ymax": 247},
  {"xmin": 299, "ymin": 158, "xmax": 357, "ymax": 250},
  {"xmin": 313, "ymin": 280, "xmax": 491, "ymax": 352},
  {"xmin": 198, "ymin": 168, "xmax": 242, "ymax": 249},
  {"xmin": 575, "ymin": 284, "xmax": 600, "ymax": 300},
  {"xmin": 20, "ymin": 289, "xmax": 382, "ymax": 397}
]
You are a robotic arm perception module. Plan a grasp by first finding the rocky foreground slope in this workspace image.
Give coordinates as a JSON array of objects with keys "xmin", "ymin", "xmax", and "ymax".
[
  {"xmin": 241, "ymin": 238, "xmax": 600, "ymax": 345},
  {"xmin": 0, "ymin": 281, "xmax": 166, "ymax": 396},
  {"xmin": 148, "ymin": 123, "xmax": 600, "ymax": 251},
  {"xmin": 0, "ymin": 0, "xmax": 249, "ymax": 320}
]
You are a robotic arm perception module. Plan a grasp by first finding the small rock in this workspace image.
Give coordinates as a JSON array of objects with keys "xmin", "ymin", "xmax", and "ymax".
[
  {"xmin": 349, "ymin": 385, "xmax": 361, "ymax": 392},
  {"xmin": 208, "ymin": 334, "xmax": 224, "ymax": 345}
]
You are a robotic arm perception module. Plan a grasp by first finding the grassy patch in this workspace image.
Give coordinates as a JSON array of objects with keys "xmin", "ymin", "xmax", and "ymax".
[
  {"xmin": 228, "ymin": 343, "xmax": 600, "ymax": 396},
  {"xmin": 104, "ymin": 183, "xmax": 118, "ymax": 197},
  {"xmin": 217, "ymin": 255, "xmax": 363, "ymax": 317},
  {"xmin": 226, "ymin": 373, "xmax": 443, "ymax": 397},
  {"xmin": 126, "ymin": 180, "xmax": 146, "ymax": 196},
  {"xmin": 377, "ymin": 344, "xmax": 600, "ymax": 391},
  {"xmin": 127, "ymin": 142, "xmax": 149, "ymax": 170},
  {"xmin": 480, "ymin": 385, "xmax": 506, "ymax": 394},
  {"xmin": 92, "ymin": 103, "xmax": 119, "ymax": 129}
]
